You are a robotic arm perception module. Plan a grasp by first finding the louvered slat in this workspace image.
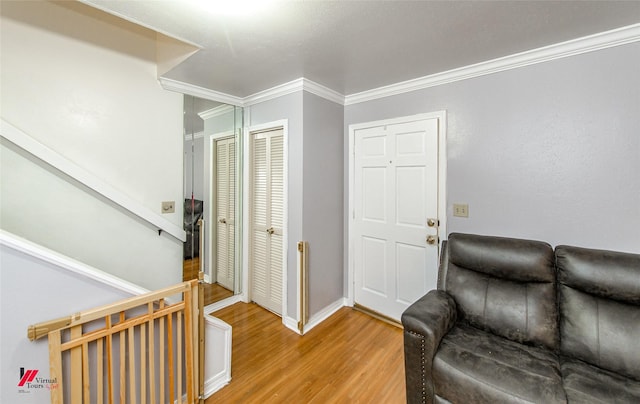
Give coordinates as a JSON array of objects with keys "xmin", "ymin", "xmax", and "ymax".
[{"xmin": 251, "ymin": 129, "xmax": 284, "ymax": 314}]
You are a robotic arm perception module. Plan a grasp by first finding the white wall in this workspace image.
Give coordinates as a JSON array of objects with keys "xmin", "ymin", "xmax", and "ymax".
[
  {"xmin": 1, "ymin": 1, "xmax": 184, "ymax": 289},
  {"xmin": 345, "ymin": 42, "xmax": 640, "ymax": 254},
  {"xmin": 302, "ymin": 92, "xmax": 345, "ymax": 315}
]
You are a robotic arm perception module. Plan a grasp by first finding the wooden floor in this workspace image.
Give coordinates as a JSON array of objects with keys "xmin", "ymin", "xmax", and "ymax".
[
  {"xmin": 183, "ymin": 258, "xmax": 234, "ymax": 306},
  {"xmin": 207, "ymin": 302, "xmax": 406, "ymax": 403}
]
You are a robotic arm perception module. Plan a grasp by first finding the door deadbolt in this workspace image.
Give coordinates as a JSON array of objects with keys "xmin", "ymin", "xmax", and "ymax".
[{"xmin": 427, "ymin": 218, "xmax": 439, "ymax": 227}]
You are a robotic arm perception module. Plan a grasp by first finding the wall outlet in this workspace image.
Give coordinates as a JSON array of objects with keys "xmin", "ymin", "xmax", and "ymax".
[
  {"xmin": 453, "ymin": 203, "xmax": 469, "ymax": 218},
  {"xmin": 161, "ymin": 201, "xmax": 175, "ymax": 214}
]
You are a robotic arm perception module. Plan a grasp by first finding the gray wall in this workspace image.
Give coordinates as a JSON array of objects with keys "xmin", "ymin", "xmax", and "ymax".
[
  {"xmin": 345, "ymin": 42, "xmax": 640, "ymax": 254},
  {"xmin": 302, "ymin": 92, "xmax": 345, "ymax": 315},
  {"xmin": 246, "ymin": 91, "xmax": 345, "ymax": 319},
  {"xmin": 246, "ymin": 92, "xmax": 304, "ymax": 317}
]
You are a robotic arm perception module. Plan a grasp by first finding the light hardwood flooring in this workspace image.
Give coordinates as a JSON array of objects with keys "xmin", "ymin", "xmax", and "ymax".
[
  {"xmin": 207, "ymin": 302, "xmax": 406, "ymax": 403},
  {"xmin": 183, "ymin": 257, "xmax": 234, "ymax": 305}
]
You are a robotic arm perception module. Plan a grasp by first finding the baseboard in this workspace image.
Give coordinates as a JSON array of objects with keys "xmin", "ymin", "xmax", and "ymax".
[
  {"xmin": 205, "ymin": 294, "xmax": 243, "ymax": 314},
  {"xmin": 284, "ymin": 297, "xmax": 347, "ymax": 335},
  {"xmin": 203, "ymin": 371, "xmax": 231, "ymax": 398},
  {"xmin": 304, "ymin": 298, "xmax": 347, "ymax": 334},
  {"xmin": 283, "ymin": 316, "xmax": 300, "ymax": 334}
]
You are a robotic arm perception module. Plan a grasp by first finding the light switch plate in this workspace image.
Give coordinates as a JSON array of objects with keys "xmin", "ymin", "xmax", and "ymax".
[
  {"xmin": 453, "ymin": 203, "xmax": 469, "ymax": 218},
  {"xmin": 161, "ymin": 201, "xmax": 175, "ymax": 214}
]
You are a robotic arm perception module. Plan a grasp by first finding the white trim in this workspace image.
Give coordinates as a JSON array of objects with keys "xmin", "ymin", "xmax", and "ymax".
[
  {"xmin": 198, "ymin": 105, "xmax": 236, "ymax": 121},
  {"xmin": 204, "ymin": 294, "xmax": 243, "ymax": 314},
  {"xmin": 202, "ymin": 313, "xmax": 232, "ymax": 398},
  {"xmin": 284, "ymin": 298, "xmax": 347, "ymax": 335},
  {"xmin": 304, "ymin": 298, "xmax": 347, "ymax": 334},
  {"xmin": 345, "ymin": 23, "xmax": 640, "ymax": 105},
  {"xmin": 163, "ymin": 77, "xmax": 345, "ymax": 109},
  {"xmin": 301, "ymin": 78, "xmax": 345, "ymax": 105},
  {"xmin": 242, "ymin": 120, "xmax": 289, "ymax": 324},
  {"xmin": 0, "ymin": 229, "xmax": 148, "ymax": 295},
  {"xmin": 243, "ymin": 79, "xmax": 302, "ymax": 106},
  {"xmin": 159, "ymin": 77, "xmax": 245, "ymax": 107},
  {"xmin": 283, "ymin": 315, "xmax": 300, "ymax": 334},
  {"xmin": 243, "ymin": 78, "xmax": 345, "ymax": 107},
  {"xmin": 1, "ymin": 119, "xmax": 186, "ymax": 242},
  {"xmin": 347, "ymin": 111, "xmax": 447, "ymax": 309}
]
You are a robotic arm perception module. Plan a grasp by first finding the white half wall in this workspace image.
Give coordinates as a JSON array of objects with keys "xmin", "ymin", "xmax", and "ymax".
[{"xmin": 0, "ymin": 232, "xmax": 231, "ymax": 402}]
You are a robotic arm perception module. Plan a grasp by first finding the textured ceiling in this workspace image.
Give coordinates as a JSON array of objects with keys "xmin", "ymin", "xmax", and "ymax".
[{"xmin": 82, "ymin": 0, "xmax": 640, "ymax": 98}]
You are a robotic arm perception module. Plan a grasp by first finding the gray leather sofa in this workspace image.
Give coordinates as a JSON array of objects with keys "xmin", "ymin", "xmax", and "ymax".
[{"xmin": 402, "ymin": 233, "xmax": 640, "ymax": 403}]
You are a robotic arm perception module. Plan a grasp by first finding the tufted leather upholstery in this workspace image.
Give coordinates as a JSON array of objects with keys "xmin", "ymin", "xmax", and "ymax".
[{"xmin": 402, "ymin": 233, "xmax": 640, "ymax": 404}]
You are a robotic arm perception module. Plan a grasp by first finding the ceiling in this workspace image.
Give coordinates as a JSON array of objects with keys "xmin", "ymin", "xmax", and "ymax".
[{"xmin": 81, "ymin": 0, "xmax": 640, "ymax": 99}]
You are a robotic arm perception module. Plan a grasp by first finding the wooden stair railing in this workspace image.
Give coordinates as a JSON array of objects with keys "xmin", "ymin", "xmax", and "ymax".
[{"xmin": 28, "ymin": 279, "xmax": 204, "ymax": 404}]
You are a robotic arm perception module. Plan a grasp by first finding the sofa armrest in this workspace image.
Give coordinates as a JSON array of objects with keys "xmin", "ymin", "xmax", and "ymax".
[{"xmin": 401, "ymin": 290, "xmax": 457, "ymax": 404}]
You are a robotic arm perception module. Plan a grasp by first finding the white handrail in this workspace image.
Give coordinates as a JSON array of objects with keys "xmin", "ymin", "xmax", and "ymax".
[{"xmin": 1, "ymin": 119, "xmax": 186, "ymax": 242}]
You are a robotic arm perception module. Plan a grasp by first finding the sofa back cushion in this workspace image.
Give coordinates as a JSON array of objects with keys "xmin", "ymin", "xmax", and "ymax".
[
  {"xmin": 556, "ymin": 245, "xmax": 640, "ymax": 380},
  {"xmin": 443, "ymin": 233, "xmax": 558, "ymax": 351}
]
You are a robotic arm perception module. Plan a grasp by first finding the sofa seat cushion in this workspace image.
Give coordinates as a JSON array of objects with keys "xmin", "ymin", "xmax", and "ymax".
[
  {"xmin": 433, "ymin": 324, "xmax": 566, "ymax": 403},
  {"xmin": 561, "ymin": 359, "xmax": 640, "ymax": 403}
]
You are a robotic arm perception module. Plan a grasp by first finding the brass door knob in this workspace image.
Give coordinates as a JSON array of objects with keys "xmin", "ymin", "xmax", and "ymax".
[{"xmin": 426, "ymin": 235, "xmax": 438, "ymax": 245}]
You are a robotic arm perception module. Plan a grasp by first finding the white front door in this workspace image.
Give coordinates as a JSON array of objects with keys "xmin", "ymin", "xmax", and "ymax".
[
  {"xmin": 215, "ymin": 136, "xmax": 235, "ymax": 290},
  {"xmin": 250, "ymin": 128, "xmax": 284, "ymax": 315},
  {"xmin": 352, "ymin": 115, "xmax": 444, "ymax": 322}
]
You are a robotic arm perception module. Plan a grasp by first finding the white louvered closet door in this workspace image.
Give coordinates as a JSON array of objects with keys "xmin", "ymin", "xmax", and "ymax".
[
  {"xmin": 215, "ymin": 137, "xmax": 235, "ymax": 290},
  {"xmin": 251, "ymin": 129, "xmax": 284, "ymax": 315}
]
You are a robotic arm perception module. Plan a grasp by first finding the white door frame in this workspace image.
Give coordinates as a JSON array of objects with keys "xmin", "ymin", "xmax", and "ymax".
[
  {"xmin": 241, "ymin": 120, "xmax": 289, "ymax": 320},
  {"xmin": 346, "ymin": 111, "xmax": 447, "ymax": 307},
  {"xmin": 205, "ymin": 130, "xmax": 235, "ymax": 284}
]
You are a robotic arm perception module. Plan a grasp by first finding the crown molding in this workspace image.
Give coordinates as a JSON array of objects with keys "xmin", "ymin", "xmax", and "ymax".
[
  {"xmin": 344, "ymin": 23, "xmax": 640, "ymax": 106},
  {"xmin": 198, "ymin": 104, "xmax": 236, "ymax": 120},
  {"xmin": 242, "ymin": 78, "xmax": 345, "ymax": 106},
  {"xmin": 160, "ymin": 23, "xmax": 639, "ymax": 108},
  {"xmin": 301, "ymin": 78, "xmax": 345, "ymax": 105},
  {"xmin": 159, "ymin": 77, "xmax": 244, "ymax": 106}
]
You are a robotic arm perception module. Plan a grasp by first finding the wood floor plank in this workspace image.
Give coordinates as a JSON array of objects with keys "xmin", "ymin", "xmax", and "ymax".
[
  {"xmin": 183, "ymin": 258, "xmax": 233, "ymax": 305},
  {"xmin": 207, "ymin": 302, "xmax": 405, "ymax": 403}
]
